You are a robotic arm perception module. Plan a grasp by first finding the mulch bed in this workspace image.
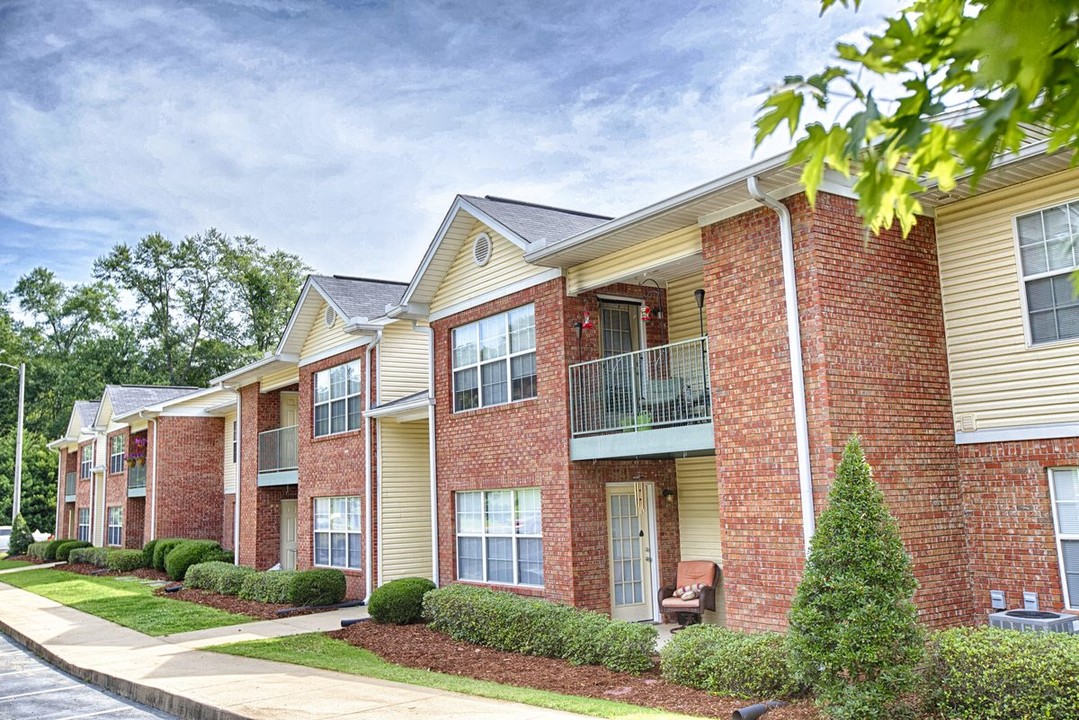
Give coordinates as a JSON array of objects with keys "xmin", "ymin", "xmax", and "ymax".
[
  {"xmin": 152, "ymin": 587, "xmax": 307, "ymax": 620},
  {"xmin": 330, "ymin": 622, "xmax": 819, "ymax": 720},
  {"xmin": 61, "ymin": 563, "xmax": 171, "ymax": 582}
]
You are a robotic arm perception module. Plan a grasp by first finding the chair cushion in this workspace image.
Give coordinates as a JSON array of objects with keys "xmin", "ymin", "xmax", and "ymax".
[
  {"xmin": 661, "ymin": 596, "xmax": 703, "ymax": 609},
  {"xmin": 675, "ymin": 560, "xmax": 717, "ymax": 589}
]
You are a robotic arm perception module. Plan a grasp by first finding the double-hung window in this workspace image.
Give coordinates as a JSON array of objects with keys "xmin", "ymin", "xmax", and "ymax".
[
  {"xmin": 313, "ymin": 361, "xmax": 361, "ymax": 437},
  {"xmin": 231, "ymin": 420, "xmax": 238, "ymax": 463},
  {"xmin": 77, "ymin": 508, "xmax": 90, "ymax": 542},
  {"xmin": 1050, "ymin": 468, "xmax": 1079, "ymax": 609},
  {"xmin": 456, "ymin": 488, "xmax": 543, "ymax": 587},
  {"xmin": 107, "ymin": 507, "xmax": 122, "ymax": 547},
  {"xmin": 80, "ymin": 445, "xmax": 92, "ymax": 479},
  {"xmin": 313, "ymin": 496, "xmax": 361, "ymax": 569},
  {"xmin": 452, "ymin": 305, "xmax": 536, "ymax": 412},
  {"xmin": 109, "ymin": 435, "xmax": 124, "ymax": 474},
  {"xmin": 1016, "ymin": 201, "xmax": 1079, "ymax": 344}
]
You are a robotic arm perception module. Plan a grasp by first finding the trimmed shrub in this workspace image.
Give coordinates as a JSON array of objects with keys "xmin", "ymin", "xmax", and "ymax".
[
  {"xmin": 661, "ymin": 624, "xmax": 803, "ymax": 699},
  {"xmin": 788, "ymin": 436, "xmax": 924, "ymax": 720},
  {"xmin": 27, "ymin": 541, "xmax": 51, "ymax": 561},
  {"xmin": 186, "ymin": 561, "xmax": 255, "ymax": 596},
  {"xmin": 164, "ymin": 540, "xmax": 222, "ymax": 581},
  {"xmin": 203, "ymin": 548, "xmax": 234, "ymax": 564},
  {"xmin": 8, "ymin": 514, "xmax": 32, "ymax": 556},
  {"xmin": 56, "ymin": 540, "xmax": 92, "ymax": 561},
  {"xmin": 923, "ymin": 627, "xmax": 1079, "ymax": 720},
  {"xmin": 44, "ymin": 539, "xmax": 73, "ymax": 561},
  {"xmin": 152, "ymin": 538, "xmax": 186, "ymax": 571},
  {"xmin": 238, "ymin": 570, "xmax": 297, "ymax": 604},
  {"xmin": 68, "ymin": 546, "xmax": 94, "ymax": 564},
  {"xmin": 368, "ymin": 577, "xmax": 436, "ymax": 624},
  {"xmin": 423, "ymin": 584, "xmax": 657, "ymax": 674},
  {"xmin": 106, "ymin": 549, "xmax": 145, "ymax": 572},
  {"xmin": 288, "ymin": 569, "xmax": 347, "ymax": 607},
  {"xmin": 141, "ymin": 539, "xmax": 159, "ymax": 569},
  {"xmin": 70, "ymin": 546, "xmax": 108, "ymax": 567}
]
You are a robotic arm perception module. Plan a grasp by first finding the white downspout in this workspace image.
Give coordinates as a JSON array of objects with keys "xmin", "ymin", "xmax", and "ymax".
[
  {"xmin": 747, "ymin": 176, "xmax": 816, "ymax": 554},
  {"xmin": 149, "ymin": 417, "xmax": 158, "ymax": 540},
  {"xmin": 364, "ymin": 330, "xmax": 383, "ymax": 601},
  {"xmin": 413, "ymin": 321, "xmax": 439, "ymax": 586},
  {"xmin": 233, "ymin": 390, "xmax": 242, "ymax": 564}
]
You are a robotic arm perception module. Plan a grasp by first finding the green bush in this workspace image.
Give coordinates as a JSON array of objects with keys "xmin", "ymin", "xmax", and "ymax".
[
  {"xmin": 152, "ymin": 538, "xmax": 186, "ymax": 571},
  {"xmin": 141, "ymin": 539, "xmax": 159, "ymax": 568},
  {"xmin": 106, "ymin": 549, "xmax": 145, "ymax": 572},
  {"xmin": 238, "ymin": 570, "xmax": 297, "ymax": 604},
  {"xmin": 661, "ymin": 624, "xmax": 804, "ymax": 699},
  {"xmin": 788, "ymin": 436, "xmax": 924, "ymax": 720},
  {"xmin": 924, "ymin": 627, "xmax": 1079, "ymax": 720},
  {"xmin": 8, "ymin": 514, "xmax": 32, "ymax": 556},
  {"xmin": 186, "ymin": 561, "xmax": 255, "ymax": 596},
  {"xmin": 164, "ymin": 540, "xmax": 222, "ymax": 581},
  {"xmin": 26, "ymin": 541, "xmax": 50, "ymax": 561},
  {"xmin": 44, "ymin": 539, "xmax": 73, "ymax": 561},
  {"xmin": 68, "ymin": 546, "xmax": 94, "ymax": 564},
  {"xmin": 56, "ymin": 540, "xmax": 92, "ymax": 561},
  {"xmin": 368, "ymin": 577, "xmax": 436, "ymax": 624},
  {"xmin": 70, "ymin": 546, "xmax": 108, "ymax": 567},
  {"xmin": 288, "ymin": 569, "xmax": 347, "ymax": 607},
  {"xmin": 423, "ymin": 584, "xmax": 657, "ymax": 674},
  {"xmin": 203, "ymin": 548, "xmax": 234, "ymax": 564}
]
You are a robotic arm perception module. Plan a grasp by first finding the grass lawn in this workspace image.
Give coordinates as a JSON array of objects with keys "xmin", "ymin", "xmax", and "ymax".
[
  {"xmin": 0, "ymin": 557, "xmax": 32, "ymax": 570},
  {"xmin": 0, "ymin": 569, "xmax": 254, "ymax": 636},
  {"xmin": 211, "ymin": 633, "xmax": 702, "ymax": 720}
]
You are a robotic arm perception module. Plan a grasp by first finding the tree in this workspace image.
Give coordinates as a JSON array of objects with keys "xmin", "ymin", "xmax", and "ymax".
[
  {"xmin": 0, "ymin": 430, "xmax": 56, "ymax": 535},
  {"xmin": 754, "ymin": 0, "xmax": 1079, "ymax": 237},
  {"xmin": 788, "ymin": 436, "xmax": 923, "ymax": 720},
  {"xmin": 223, "ymin": 236, "xmax": 310, "ymax": 354},
  {"xmin": 7, "ymin": 514, "xmax": 31, "ymax": 556}
]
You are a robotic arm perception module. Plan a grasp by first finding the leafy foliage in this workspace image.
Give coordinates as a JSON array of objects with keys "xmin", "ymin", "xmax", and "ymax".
[
  {"xmin": 69, "ymin": 546, "xmax": 108, "ymax": 566},
  {"xmin": 238, "ymin": 570, "xmax": 297, "ymax": 604},
  {"xmin": 185, "ymin": 561, "xmax": 256, "ymax": 596},
  {"xmin": 7, "ymin": 514, "xmax": 32, "ymax": 556},
  {"xmin": 288, "ymin": 569, "xmax": 347, "ymax": 607},
  {"xmin": 106, "ymin": 549, "xmax": 145, "ymax": 572},
  {"xmin": 27, "ymin": 541, "xmax": 51, "ymax": 561},
  {"xmin": 43, "ymin": 539, "xmax": 72, "ymax": 561},
  {"xmin": 163, "ymin": 540, "xmax": 222, "ymax": 581},
  {"xmin": 141, "ymin": 539, "xmax": 159, "ymax": 569},
  {"xmin": 368, "ymin": 577, "xmax": 437, "ymax": 624},
  {"xmin": 152, "ymin": 538, "xmax": 187, "ymax": 571},
  {"xmin": 788, "ymin": 437, "xmax": 923, "ymax": 719},
  {"xmin": 55, "ymin": 540, "xmax": 91, "ymax": 561},
  {"xmin": 755, "ymin": 0, "xmax": 1079, "ymax": 238}
]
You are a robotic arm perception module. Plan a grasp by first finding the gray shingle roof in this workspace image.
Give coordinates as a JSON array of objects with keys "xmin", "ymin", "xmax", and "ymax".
[
  {"xmin": 74, "ymin": 401, "xmax": 100, "ymax": 429},
  {"xmin": 461, "ymin": 195, "xmax": 611, "ymax": 246},
  {"xmin": 106, "ymin": 385, "xmax": 199, "ymax": 418},
  {"xmin": 310, "ymin": 276, "xmax": 408, "ymax": 320}
]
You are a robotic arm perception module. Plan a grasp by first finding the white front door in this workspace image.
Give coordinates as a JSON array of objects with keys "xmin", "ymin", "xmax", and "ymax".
[
  {"xmin": 280, "ymin": 499, "xmax": 297, "ymax": 570},
  {"xmin": 607, "ymin": 482, "xmax": 658, "ymax": 622},
  {"xmin": 280, "ymin": 392, "xmax": 299, "ymax": 428}
]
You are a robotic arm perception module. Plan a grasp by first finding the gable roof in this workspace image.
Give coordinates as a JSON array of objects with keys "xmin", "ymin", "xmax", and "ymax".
[
  {"xmin": 96, "ymin": 385, "xmax": 200, "ymax": 426},
  {"xmin": 460, "ymin": 196, "xmax": 610, "ymax": 246},
  {"xmin": 74, "ymin": 401, "xmax": 100, "ymax": 430}
]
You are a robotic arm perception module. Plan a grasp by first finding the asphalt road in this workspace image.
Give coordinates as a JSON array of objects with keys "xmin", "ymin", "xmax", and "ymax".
[{"xmin": 0, "ymin": 633, "xmax": 174, "ymax": 720}]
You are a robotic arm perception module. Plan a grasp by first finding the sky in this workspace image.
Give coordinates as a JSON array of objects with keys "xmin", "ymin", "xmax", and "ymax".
[{"xmin": 0, "ymin": 0, "xmax": 905, "ymax": 292}]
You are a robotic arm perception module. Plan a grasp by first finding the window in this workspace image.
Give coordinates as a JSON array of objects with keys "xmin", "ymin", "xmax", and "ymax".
[
  {"xmin": 1050, "ymin": 468, "xmax": 1079, "ymax": 609},
  {"xmin": 77, "ymin": 508, "xmax": 90, "ymax": 542},
  {"xmin": 452, "ymin": 305, "xmax": 536, "ymax": 412},
  {"xmin": 107, "ymin": 507, "xmax": 122, "ymax": 547},
  {"xmin": 455, "ymin": 488, "xmax": 542, "ymax": 587},
  {"xmin": 1017, "ymin": 201, "xmax": 1079, "ymax": 344},
  {"xmin": 231, "ymin": 420, "xmax": 238, "ymax": 463},
  {"xmin": 109, "ymin": 435, "xmax": 124, "ymax": 474},
  {"xmin": 80, "ymin": 445, "xmax": 92, "ymax": 479},
  {"xmin": 313, "ymin": 496, "xmax": 361, "ymax": 569},
  {"xmin": 313, "ymin": 360, "xmax": 361, "ymax": 437}
]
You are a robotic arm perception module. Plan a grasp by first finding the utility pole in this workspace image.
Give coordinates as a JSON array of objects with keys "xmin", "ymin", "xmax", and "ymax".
[{"xmin": 1, "ymin": 362, "xmax": 25, "ymax": 522}]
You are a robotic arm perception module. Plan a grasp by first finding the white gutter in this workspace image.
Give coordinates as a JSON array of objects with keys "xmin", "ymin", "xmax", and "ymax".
[
  {"xmin": 148, "ymin": 416, "xmax": 159, "ymax": 540},
  {"xmin": 413, "ymin": 321, "xmax": 439, "ymax": 586},
  {"xmin": 364, "ymin": 329, "xmax": 384, "ymax": 600},
  {"xmin": 233, "ymin": 390, "xmax": 242, "ymax": 564},
  {"xmin": 747, "ymin": 176, "xmax": 816, "ymax": 555}
]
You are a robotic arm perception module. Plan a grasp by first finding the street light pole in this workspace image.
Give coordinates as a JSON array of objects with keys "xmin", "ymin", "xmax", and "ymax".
[{"xmin": 1, "ymin": 362, "xmax": 25, "ymax": 522}]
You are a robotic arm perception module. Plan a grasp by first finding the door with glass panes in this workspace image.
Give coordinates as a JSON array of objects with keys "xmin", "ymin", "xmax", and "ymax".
[
  {"xmin": 599, "ymin": 301, "xmax": 642, "ymax": 426},
  {"xmin": 606, "ymin": 482, "xmax": 657, "ymax": 622}
]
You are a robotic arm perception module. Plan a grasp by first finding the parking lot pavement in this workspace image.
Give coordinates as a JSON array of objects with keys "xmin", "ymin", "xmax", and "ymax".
[{"xmin": 0, "ymin": 634, "xmax": 174, "ymax": 720}]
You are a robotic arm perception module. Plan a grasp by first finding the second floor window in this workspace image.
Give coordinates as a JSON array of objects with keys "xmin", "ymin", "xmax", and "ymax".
[
  {"xmin": 1017, "ymin": 201, "xmax": 1079, "ymax": 344},
  {"xmin": 453, "ymin": 304, "xmax": 536, "ymax": 412},
  {"xmin": 231, "ymin": 420, "xmax": 238, "ymax": 463},
  {"xmin": 313, "ymin": 360, "xmax": 361, "ymax": 437},
  {"xmin": 109, "ymin": 435, "xmax": 124, "ymax": 474},
  {"xmin": 80, "ymin": 445, "xmax": 92, "ymax": 479}
]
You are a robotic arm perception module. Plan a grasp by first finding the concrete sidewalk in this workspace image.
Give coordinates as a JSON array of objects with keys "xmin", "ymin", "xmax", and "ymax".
[{"xmin": 0, "ymin": 581, "xmax": 592, "ymax": 720}]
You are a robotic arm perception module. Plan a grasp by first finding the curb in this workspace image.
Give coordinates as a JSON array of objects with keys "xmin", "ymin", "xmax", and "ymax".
[{"xmin": 0, "ymin": 617, "xmax": 249, "ymax": 720}]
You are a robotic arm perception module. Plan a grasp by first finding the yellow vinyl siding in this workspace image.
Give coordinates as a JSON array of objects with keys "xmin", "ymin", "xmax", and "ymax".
[
  {"xmin": 674, "ymin": 456, "xmax": 724, "ymax": 625},
  {"xmin": 666, "ymin": 271, "xmax": 707, "ymax": 342},
  {"xmin": 429, "ymin": 221, "xmax": 549, "ymax": 314},
  {"xmin": 378, "ymin": 420, "xmax": 433, "ymax": 583},
  {"xmin": 259, "ymin": 366, "xmax": 299, "ymax": 392},
  {"xmin": 301, "ymin": 300, "xmax": 354, "ymax": 360},
  {"xmin": 223, "ymin": 411, "xmax": 237, "ymax": 494},
  {"xmin": 566, "ymin": 224, "xmax": 701, "ymax": 295},
  {"xmin": 937, "ymin": 166, "xmax": 1079, "ymax": 431},
  {"xmin": 378, "ymin": 321, "xmax": 429, "ymax": 403}
]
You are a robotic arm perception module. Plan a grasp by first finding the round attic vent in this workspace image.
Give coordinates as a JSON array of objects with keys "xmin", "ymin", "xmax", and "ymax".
[
  {"xmin": 473, "ymin": 232, "xmax": 492, "ymax": 267},
  {"xmin": 324, "ymin": 306, "xmax": 336, "ymax": 327}
]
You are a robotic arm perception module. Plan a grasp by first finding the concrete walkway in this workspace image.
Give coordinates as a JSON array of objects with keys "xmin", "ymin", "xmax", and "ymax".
[
  {"xmin": 0, "ymin": 561, "xmax": 64, "ymax": 573},
  {"xmin": 166, "ymin": 605, "xmax": 371, "ymax": 649},
  {"xmin": 0, "ymin": 581, "xmax": 592, "ymax": 720}
]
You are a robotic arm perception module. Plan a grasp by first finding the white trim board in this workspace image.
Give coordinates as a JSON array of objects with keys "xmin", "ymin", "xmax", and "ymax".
[{"xmin": 956, "ymin": 423, "xmax": 1079, "ymax": 445}]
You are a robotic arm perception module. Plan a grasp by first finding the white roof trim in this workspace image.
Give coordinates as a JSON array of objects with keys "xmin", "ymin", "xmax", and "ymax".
[
  {"xmin": 956, "ymin": 422, "xmax": 1079, "ymax": 445},
  {"xmin": 365, "ymin": 394, "xmax": 430, "ymax": 419},
  {"xmin": 274, "ymin": 277, "xmax": 354, "ymax": 356},
  {"xmin": 212, "ymin": 353, "xmax": 300, "ymax": 387}
]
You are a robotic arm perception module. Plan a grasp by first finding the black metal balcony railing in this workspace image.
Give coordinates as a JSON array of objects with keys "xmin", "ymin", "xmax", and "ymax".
[
  {"xmin": 128, "ymin": 463, "xmax": 147, "ymax": 491},
  {"xmin": 259, "ymin": 425, "xmax": 298, "ymax": 474},
  {"xmin": 569, "ymin": 337, "xmax": 712, "ymax": 438},
  {"xmin": 64, "ymin": 472, "xmax": 76, "ymax": 499}
]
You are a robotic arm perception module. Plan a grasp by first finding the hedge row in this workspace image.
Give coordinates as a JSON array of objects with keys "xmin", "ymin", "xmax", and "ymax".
[
  {"xmin": 26, "ymin": 541, "xmax": 51, "ymax": 561},
  {"xmin": 186, "ymin": 562, "xmax": 345, "ymax": 607},
  {"xmin": 423, "ymin": 584, "xmax": 656, "ymax": 674},
  {"xmin": 67, "ymin": 546, "xmax": 144, "ymax": 572},
  {"xmin": 186, "ymin": 561, "xmax": 255, "ymax": 596},
  {"xmin": 56, "ymin": 540, "xmax": 92, "ymax": 561}
]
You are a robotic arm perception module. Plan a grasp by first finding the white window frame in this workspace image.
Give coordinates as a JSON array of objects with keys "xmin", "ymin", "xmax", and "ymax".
[
  {"xmin": 109, "ymin": 435, "xmax": 124, "ymax": 474},
  {"xmin": 106, "ymin": 506, "xmax": 122, "ymax": 547},
  {"xmin": 77, "ymin": 508, "xmax": 90, "ymax": 542},
  {"xmin": 1013, "ymin": 200, "xmax": 1079, "ymax": 347},
  {"xmin": 455, "ymin": 488, "xmax": 543, "ymax": 587},
  {"xmin": 231, "ymin": 420, "xmax": 238, "ymax": 464},
  {"xmin": 80, "ymin": 445, "xmax": 92, "ymax": 479},
  {"xmin": 312, "ymin": 496, "xmax": 361, "ymax": 569},
  {"xmin": 452, "ymin": 304, "xmax": 537, "ymax": 413},
  {"xmin": 312, "ymin": 360, "xmax": 361, "ymax": 438},
  {"xmin": 1048, "ymin": 467, "xmax": 1079, "ymax": 610}
]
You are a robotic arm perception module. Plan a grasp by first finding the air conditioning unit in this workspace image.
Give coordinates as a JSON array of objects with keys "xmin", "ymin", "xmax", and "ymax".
[{"xmin": 988, "ymin": 609, "xmax": 1077, "ymax": 634}]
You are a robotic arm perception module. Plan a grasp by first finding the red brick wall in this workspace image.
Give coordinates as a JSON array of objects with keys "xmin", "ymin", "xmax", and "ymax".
[
  {"xmin": 222, "ymin": 495, "xmax": 235, "ymax": 551},
  {"xmin": 152, "ymin": 416, "xmax": 225, "ymax": 542},
  {"xmin": 74, "ymin": 440, "xmax": 93, "ymax": 540},
  {"xmin": 124, "ymin": 498, "xmax": 145, "ymax": 549},
  {"xmin": 297, "ymin": 348, "xmax": 369, "ymax": 599},
  {"xmin": 57, "ymin": 449, "xmax": 79, "ymax": 538},
  {"xmin": 959, "ymin": 438, "xmax": 1079, "ymax": 616},
  {"xmin": 104, "ymin": 428, "xmax": 130, "ymax": 546}
]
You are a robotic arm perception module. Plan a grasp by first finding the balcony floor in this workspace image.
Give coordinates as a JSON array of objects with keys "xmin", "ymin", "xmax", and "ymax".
[{"xmin": 570, "ymin": 421, "xmax": 714, "ymax": 461}]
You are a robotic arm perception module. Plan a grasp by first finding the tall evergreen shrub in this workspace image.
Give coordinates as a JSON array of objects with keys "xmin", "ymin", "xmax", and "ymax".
[
  {"xmin": 788, "ymin": 436, "xmax": 923, "ymax": 720},
  {"xmin": 8, "ymin": 514, "xmax": 32, "ymax": 556}
]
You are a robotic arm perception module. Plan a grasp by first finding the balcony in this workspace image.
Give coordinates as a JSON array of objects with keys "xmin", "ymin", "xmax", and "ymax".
[
  {"xmin": 64, "ymin": 472, "xmax": 76, "ymax": 502},
  {"xmin": 258, "ymin": 425, "xmax": 298, "ymax": 486},
  {"xmin": 128, "ymin": 463, "xmax": 147, "ymax": 497},
  {"xmin": 569, "ymin": 337, "xmax": 714, "ymax": 460}
]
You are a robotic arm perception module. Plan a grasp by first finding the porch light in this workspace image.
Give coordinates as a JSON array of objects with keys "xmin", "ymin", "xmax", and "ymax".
[{"xmin": 661, "ymin": 488, "xmax": 675, "ymax": 503}]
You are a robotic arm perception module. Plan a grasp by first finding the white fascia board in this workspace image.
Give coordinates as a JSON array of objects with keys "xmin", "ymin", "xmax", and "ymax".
[
  {"xmin": 956, "ymin": 422, "xmax": 1079, "ymax": 445},
  {"xmin": 47, "ymin": 436, "xmax": 76, "ymax": 451},
  {"xmin": 212, "ymin": 354, "xmax": 300, "ymax": 387},
  {"xmin": 427, "ymin": 267, "xmax": 563, "ymax": 322},
  {"xmin": 365, "ymin": 396, "xmax": 430, "ymax": 419},
  {"xmin": 273, "ymin": 277, "xmax": 317, "ymax": 356},
  {"xmin": 696, "ymin": 172, "xmax": 859, "ymax": 227}
]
